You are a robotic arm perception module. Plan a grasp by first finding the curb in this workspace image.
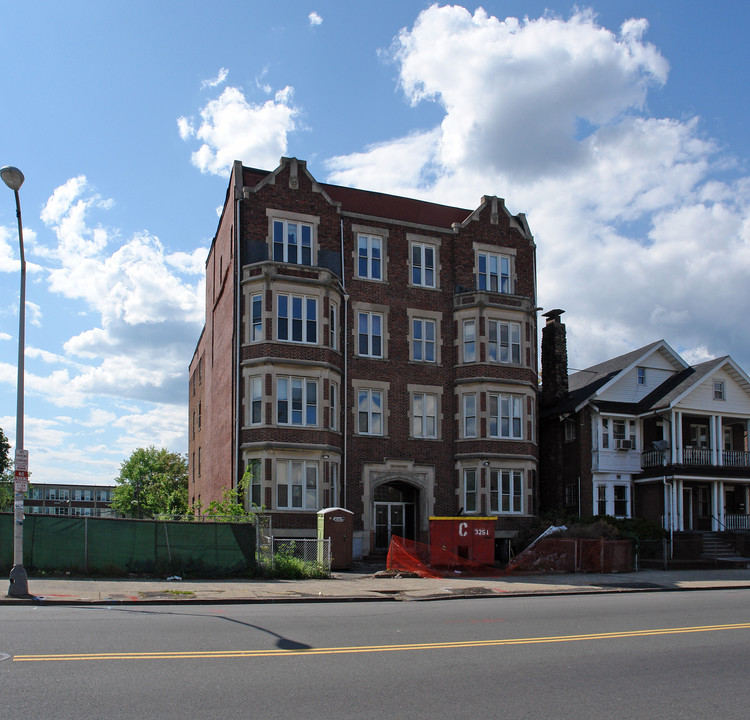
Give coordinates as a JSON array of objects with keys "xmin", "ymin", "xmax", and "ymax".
[{"xmin": 3, "ymin": 582, "xmax": 750, "ymax": 606}]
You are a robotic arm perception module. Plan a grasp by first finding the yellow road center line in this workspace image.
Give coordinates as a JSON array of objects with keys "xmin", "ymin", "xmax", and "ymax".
[{"xmin": 13, "ymin": 622, "xmax": 750, "ymax": 662}]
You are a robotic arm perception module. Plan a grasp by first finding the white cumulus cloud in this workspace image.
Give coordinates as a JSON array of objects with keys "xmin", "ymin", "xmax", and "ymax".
[
  {"xmin": 325, "ymin": 5, "xmax": 750, "ymax": 372},
  {"xmin": 178, "ymin": 85, "xmax": 299, "ymax": 175}
]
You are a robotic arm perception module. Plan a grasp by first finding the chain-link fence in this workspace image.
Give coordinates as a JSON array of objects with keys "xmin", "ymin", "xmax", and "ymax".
[{"xmin": 272, "ymin": 537, "xmax": 331, "ymax": 575}]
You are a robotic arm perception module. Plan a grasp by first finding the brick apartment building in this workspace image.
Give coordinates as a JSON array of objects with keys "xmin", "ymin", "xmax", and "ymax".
[
  {"xmin": 189, "ymin": 157, "xmax": 539, "ymax": 558},
  {"xmin": 24, "ymin": 483, "xmax": 115, "ymax": 517}
]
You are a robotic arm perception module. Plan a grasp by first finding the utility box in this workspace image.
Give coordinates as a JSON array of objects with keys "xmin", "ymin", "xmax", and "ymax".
[
  {"xmin": 317, "ymin": 508, "xmax": 354, "ymax": 570},
  {"xmin": 429, "ymin": 517, "xmax": 496, "ymax": 567}
]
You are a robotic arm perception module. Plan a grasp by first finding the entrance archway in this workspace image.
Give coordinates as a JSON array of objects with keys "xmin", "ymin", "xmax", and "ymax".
[{"xmin": 373, "ymin": 481, "xmax": 418, "ymax": 551}]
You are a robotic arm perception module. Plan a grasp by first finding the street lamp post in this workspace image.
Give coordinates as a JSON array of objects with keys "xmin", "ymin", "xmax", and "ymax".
[{"xmin": 2, "ymin": 165, "xmax": 29, "ymax": 597}]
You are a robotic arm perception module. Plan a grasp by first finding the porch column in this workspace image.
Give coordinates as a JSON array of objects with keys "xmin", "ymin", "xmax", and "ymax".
[
  {"xmin": 675, "ymin": 478, "xmax": 683, "ymax": 531},
  {"xmin": 673, "ymin": 410, "xmax": 681, "ymax": 464},
  {"xmin": 715, "ymin": 415, "xmax": 723, "ymax": 466},
  {"xmin": 711, "ymin": 482, "xmax": 719, "ymax": 531},
  {"xmin": 663, "ymin": 482, "xmax": 670, "ymax": 530},
  {"xmin": 718, "ymin": 480, "xmax": 725, "ymax": 529}
]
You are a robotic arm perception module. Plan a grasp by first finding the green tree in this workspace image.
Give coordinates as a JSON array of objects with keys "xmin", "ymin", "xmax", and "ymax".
[
  {"xmin": 0, "ymin": 427, "xmax": 12, "ymax": 511},
  {"xmin": 111, "ymin": 446, "xmax": 189, "ymax": 518},
  {"xmin": 200, "ymin": 462, "xmax": 259, "ymax": 521}
]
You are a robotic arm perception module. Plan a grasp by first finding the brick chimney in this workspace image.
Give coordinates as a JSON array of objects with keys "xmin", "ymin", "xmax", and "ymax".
[{"xmin": 541, "ymin": 309, "xmax": 568, "ymax": 408}]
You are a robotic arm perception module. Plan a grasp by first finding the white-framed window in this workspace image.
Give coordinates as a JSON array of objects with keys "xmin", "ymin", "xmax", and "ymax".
[
  {"xmin": 594, "ymin": 484, "xmax": 631, "ymax": 517},
  {"xmin": 329, "ymin": 462, "xmax": 339, "ymax": 507},
  {"xmin": 614, "ymin": 485, "xmax": 629, "ymax": 516},
  {"xmin": 249, "ymin": 376, "xmax": 263, "ymax": 425},
  {"xmin": 596, "ymin": 485, "xmax": 607, "ymax": 515},
  {"xmin": 96, "ymin": 490, "xmax": 111, "ymax": 502},
  {"xmin": 714, "ymin": 380, "xmax": 726, "ymax": 400},
  {"xmin": 358, "ymin": 389, "xmax": 383, "ymax": 435},
  {"xmin": 564, "ymin": 418, "xmax": 576, "ymax": 442},
  {"xmin": 488, "ymin": 320, "xmax": 521, "ymax": 364},
  {"xmin": 273, "ymin": 219, "xmax": 313, "ymax": 265},
  {"xmin": 412, "ymin": 318, "xmax": 436, "ymax": 363},
  {"xmin": 45, "ymin": 488, "xmax": 69, "ymax": 501},
  {"xmin": 463, "ymin": 319, "xmax": 476, "ymax": 363},
  {"xmin": 330, "ymin": 304, "xmax": 337, "ymax": 350},
  {"xmin": 411, "ymin": 242, "xmax": 436, "ymax": 288},
  {"xmin": 358, "ymin": 311, "xmax": 383, "ymax": 358},
  {"xmin": 251, "ymin": 293, "xmax": 263, "ymax": 342},
  {"xmin": 277, "ymin": 294, "xmax": 317, "ymax": 344},
  {"xmin": 463, "ymin": 394, "xmax": 477, "ymax": 438},
  {"xmin": 489, "ymin": 394, "xmax": 523, "ymax": 439},
  {"xmin": 245, "ymin": 459, "xmax": 262, "ymax": 508},
  {"xmin": 277, "ymin": 377, "xmax": 318, "ymax": 426},
  {"xmin": 330, "ymin": 381, "xmax": 338, "ymax": 431},
  {"xmin": 637, "ymin": 367, "xmax": 646, "ymax": 385},
  {"xmin": 73, "ymin": 489, "xmax": 94, "ymax": 501},
  {"xmin": 602, "ymin": 418, "xmax": 636, "ymax": 449},
  {"xmin": 412, "ymin": 392, "xmax": 438, "ymax": 438},
  {"xmin": 357, "ymin": 234, "xmax": 382, "ymax": 280},
  {"xmin": 490, "ymin": 469, "xmax": 523, "ymax": 514},
  {"xmin": 689, "ymin": 424, "xmax": 709, "ymax": 448},
  {"xmin": 477, "ymin": 251, "xmax": 511, "ymax": 293},
  {"xmin": 276, "ymin": 460, "xmax": 318, "ymax": 510},
  {"xmin": 464, "ymin": 468, "xmax": 477, "ymax": 513}
]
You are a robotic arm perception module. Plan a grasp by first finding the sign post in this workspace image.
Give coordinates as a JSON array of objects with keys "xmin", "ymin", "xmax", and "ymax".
[{"xmin": 9, "ymin": 449, "xmax": 29, "ymax": 596}]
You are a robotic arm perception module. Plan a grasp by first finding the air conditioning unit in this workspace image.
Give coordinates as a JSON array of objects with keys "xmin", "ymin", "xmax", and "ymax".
[{"xmin": 615, "ymin": 439, "xmax": 633, "ymax": 451}]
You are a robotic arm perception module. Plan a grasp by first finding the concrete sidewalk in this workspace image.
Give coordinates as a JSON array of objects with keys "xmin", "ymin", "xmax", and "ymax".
[{"xmin": 4, "ymin": 567, "xmax": 750, "ymax": 605}]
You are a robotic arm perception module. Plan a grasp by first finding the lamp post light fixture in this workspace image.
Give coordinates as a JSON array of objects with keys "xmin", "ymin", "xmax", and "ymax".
[{"xmin": 2, "ymin": 165, "xmax": 29, "ymax": 597}]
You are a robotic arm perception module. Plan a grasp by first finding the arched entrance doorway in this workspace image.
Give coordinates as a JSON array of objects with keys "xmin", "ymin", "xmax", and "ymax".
[{"xmin": 373, "ymin": 481, "xmax": 419, "ymax": 551}]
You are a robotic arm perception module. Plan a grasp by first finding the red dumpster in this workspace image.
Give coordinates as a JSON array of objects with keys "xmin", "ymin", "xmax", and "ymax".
[{"xmin": 429, "ymin": 516, "xmax": 495, "ymax": 568}]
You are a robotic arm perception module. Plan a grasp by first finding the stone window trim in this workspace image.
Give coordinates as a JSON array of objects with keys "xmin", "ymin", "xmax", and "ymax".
[
  {"xmin": 488, "ymin": 468, "xmax": 524, "ymax": 514},
  {"xmin": 455, "ymin": 460, "xmax": 535, "ymax": 516},
  {"xmin": 463, "ymin": 467, "xmax": 478, "ymax": 514},
  {"xmin": 276, "ymin": 376, "xmax": 318, "ymax": 427},
  {"xmin": 487, "ymin": 318, "xmax": 522, "ymax": 366},
  {"xmin": 473, "ymin": 242, "xmax": 517, "ymax": 294},
  {"xmin": 266, "ymin": 208, "xmax": 320, "ymax": 266},
  {"xmin": 275, "ymin": 458, "xmax": 319, "ymax": 511},
  {"xmin": 351, "ymin": 378, "xmax": 390, "ymax": 437},
  {"xmin": 351, "ymin": 300, "xmax": 390, "ymax": 359},
  {"xmin": 455, "ymin": 382, "xmax": 535, "ymax": 441},
  {"xmin": 462, "ymin": 318, "xmax": 477, "ymax": 364},
  {"xmin": 407, "ymin": 308, "xmax": 442, "ymax": 365},
  {"xmin": 352, "ymin": 224, "xmax": 389, "ymax": 283},
  {"xmin": 240, "ymin": 448, "xmax": 341, "ymax": 511},
  {"xmin": 407, "ymin": 233, "xmax": 441, "ymax": 290},
  {"xmin": 407, "ymin": 383, "xmax": 444, "ymax": 439},
  {"xmin": 277, "ymin": 292, "xmax": 318, "ymax": 345}
]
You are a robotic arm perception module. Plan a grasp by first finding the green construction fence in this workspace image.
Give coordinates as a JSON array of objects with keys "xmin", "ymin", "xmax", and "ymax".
[{"xmin": 0, "ymin": 513, "xmax": 256, "ymax": 577}]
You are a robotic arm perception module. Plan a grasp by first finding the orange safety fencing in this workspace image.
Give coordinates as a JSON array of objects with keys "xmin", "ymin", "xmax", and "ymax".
[
  {"xmin": 386, "ymin": 534, "xmax": 633, "ymax": 578},
  {"xmin": 387, "ymin": 536, "xmax": 505, "ymax": 578}
]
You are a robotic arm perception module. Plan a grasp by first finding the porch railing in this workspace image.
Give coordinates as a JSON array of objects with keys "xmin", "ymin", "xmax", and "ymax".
[
  {"xmin": 642, "ymin": 449, "xmax": 750, "ymax": 469},
  {"xmin": 722, "ymin": 514, "xmax": 750, "ymax": 531},
  {"xmin": 682, "ymin": 447, "xmax": 713, "ymax": 465},
  {"xmin": 722, "ymin": 450, "xmax": 750, "ymax": 467}
]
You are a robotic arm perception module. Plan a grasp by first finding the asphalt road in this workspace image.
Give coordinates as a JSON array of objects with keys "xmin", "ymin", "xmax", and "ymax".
[{"xmin": 2, "ymin": 590, "xmax": 749, "ymax": 719}]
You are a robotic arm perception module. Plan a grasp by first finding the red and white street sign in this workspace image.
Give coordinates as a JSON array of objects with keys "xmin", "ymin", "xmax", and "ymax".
[
  {"xmin": 15, "ymin": 449, "xmax": 28, "ymax": 472},
  {"xmin": 14, "ymin": 449, "xmax": 29, "ymax": 492}
]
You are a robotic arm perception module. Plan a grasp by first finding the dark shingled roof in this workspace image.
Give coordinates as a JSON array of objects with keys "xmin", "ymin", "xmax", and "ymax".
[
  {"xmin": 241, "ymin": 164, "xmax": 473, "ymax": 229},
  {"xmin": 544, "ymin": 341, "xmax": 733, "ymax": 419}
]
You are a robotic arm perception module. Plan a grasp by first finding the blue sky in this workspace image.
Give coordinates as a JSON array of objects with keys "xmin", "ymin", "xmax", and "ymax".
[{"xmin": 2, "ymin": 1, "xmax": 749, "ymax": 485}]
